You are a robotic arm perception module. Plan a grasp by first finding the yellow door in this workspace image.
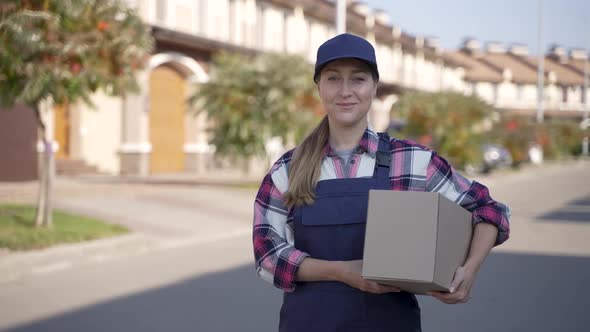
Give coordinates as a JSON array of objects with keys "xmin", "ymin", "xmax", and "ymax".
[
  {"xmin": 54, "ymin": 104, "xmax": 69, "ymax": 159},
  {"xmin": 149, "ymin": 65, "xmax": 186, "ymax": 173}
]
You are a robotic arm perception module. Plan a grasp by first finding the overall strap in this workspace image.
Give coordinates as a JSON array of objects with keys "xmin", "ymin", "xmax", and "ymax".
[{"xmin": 375, "ymin": 132, "xmax": 391, "ymax": 183}]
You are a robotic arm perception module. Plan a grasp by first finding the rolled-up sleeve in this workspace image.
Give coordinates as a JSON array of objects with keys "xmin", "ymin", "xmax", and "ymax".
[
  {"xmin": 426, "ymin": 151, "xmax": 511, "ymax": 246},
  {"xmin": 253, "ymin": 166, "xmax": 309, "ymax": 292}
]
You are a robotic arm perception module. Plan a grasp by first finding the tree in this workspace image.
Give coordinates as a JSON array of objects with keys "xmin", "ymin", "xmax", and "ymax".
[
  {"xmin": 489, "ymin": 116, "xmax": 585, "ymax": 165},
  {"xmin": 392, "ymin": 91, "xmax": 496, "ymax": 169},
  {"xmin": 0, "ymin": 0, "xmax": 153, "ymax": 227},
  {"xmin": 189, "ymin": 52, "xmax": 321, "ymax": 168}
]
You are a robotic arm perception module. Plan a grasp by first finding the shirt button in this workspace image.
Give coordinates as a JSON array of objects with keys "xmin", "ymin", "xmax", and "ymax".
[{"xmin": 350, "ymin": 159, "xmax": 356, "ymax": 164}]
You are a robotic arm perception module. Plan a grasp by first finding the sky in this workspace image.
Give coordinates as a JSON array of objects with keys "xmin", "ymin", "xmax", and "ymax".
[{"xmin": 361, "ymin": 0, "xmax": 589, "ymax": 55}]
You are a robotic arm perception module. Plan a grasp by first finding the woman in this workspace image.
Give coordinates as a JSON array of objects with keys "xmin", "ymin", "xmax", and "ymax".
[{"xmin": 253, "ymin": 33, "xmax": 510, "ymax": 332}]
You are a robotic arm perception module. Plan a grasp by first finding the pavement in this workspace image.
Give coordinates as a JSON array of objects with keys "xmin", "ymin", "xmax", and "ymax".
[
  {"xmin": 0, "ymin": 159, "xmax": 588, "ymax": 285},
  {"xmin": 0, "ymin": 172, "xmax": 260, "ymax": 284}
]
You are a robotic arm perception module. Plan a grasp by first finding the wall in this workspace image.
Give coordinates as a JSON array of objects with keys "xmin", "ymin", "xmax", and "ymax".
[
  {"xmin": 77, "ymin": 92, "xmax": 123, "ymax": 174},
  {"xmin": 0, "ymin": 105, "xmax": 38, "ymax": 181}
]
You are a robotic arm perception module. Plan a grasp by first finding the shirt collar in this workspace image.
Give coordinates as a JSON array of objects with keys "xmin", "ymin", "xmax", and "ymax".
[{"xmin": 323, "ymin": 127, "xmax": 379, "ymax": 159}]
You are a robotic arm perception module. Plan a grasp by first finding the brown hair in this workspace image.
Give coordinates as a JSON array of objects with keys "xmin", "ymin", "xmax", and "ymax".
[{"xmin": 284, "ymin": 115, "xmax": 330, "ymax": 208}]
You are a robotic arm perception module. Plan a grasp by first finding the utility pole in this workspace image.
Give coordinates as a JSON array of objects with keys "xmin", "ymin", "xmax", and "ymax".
[
  {"xmin": 337, "ymin": 0, "xmax": 346, "ymax": 34},
  {"xmin": 583, "ymin": 51, "xmax": 589, "ymax": 156},
  {"xmin": 536, "ymin": 0, "xmax": 545, "ymax": 123}
]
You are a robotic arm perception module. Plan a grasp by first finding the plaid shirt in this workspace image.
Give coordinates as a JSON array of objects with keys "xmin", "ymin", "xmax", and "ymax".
[{"xmin": 253, "ymin": 128, "xmax": 511, "ymax": 292}]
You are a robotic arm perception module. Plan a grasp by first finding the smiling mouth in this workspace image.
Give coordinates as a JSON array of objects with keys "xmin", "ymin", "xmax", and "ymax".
[{"xmin": 336, "ymin": 103, "xmax": 357, "ymax": 107}]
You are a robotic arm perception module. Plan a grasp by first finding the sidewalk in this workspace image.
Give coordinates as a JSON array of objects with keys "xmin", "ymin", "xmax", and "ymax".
[
  {"xmin": 0, "ymin": 172, "xmax": 257, "ymax": 284},
  {"xmin": 1, "ymin": 158, "xmax": 588, "ymax": 284}
]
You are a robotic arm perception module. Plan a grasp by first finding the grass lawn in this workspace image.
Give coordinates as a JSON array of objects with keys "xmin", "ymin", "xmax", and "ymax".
[{"xmin": 0, "ymin": 204, "xmax": 129, "ymax": 251}]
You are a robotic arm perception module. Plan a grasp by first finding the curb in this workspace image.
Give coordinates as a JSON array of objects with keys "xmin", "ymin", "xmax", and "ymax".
[
  {"xmin": 0, "ymin": 227, "xmax": 252, "ymax": 284},
  {"xmin": 0, "ymin": 233, "xmax": 159, "ymax": 284}
]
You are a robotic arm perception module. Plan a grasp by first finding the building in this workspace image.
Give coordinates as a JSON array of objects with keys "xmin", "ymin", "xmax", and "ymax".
[
  {"xmin": 9, "ymin": 0, "xmax": 589, "ymax": 180},
  {"xmin": 447, "ymin": 39, "xmax": 588, "ymax": 120}
]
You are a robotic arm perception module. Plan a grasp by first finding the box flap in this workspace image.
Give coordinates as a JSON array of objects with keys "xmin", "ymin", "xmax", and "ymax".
[{"xmin": 433, "ymin": 194, "xmax": 473, "ymax": 289}]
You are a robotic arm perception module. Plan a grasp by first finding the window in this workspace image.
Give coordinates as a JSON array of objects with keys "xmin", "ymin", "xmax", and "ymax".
[
  {"xmin": 229, "ymin": 0, "xmax": 236, "ymax": 43},
  {"xmin": 492, "ymin": 84, "xmax": 498, "ymax": 103},
  {"xmin": 256, "ymin": 4, "xmax": 265, "ymax": 49},
  {"xmin": 199, "ymin": 0, "xmax": 207, "ymax": 35},
  {"xmin": 282, "ymin": 11, "xmax": 288, "ymax": 53},
  {"xmin": 516, "ymin": 84, "xmax": 523, "ymax": 101},
  {"xmin": 156, "ymin": 0, "xmax": 167, "ymax": 23},
  {"xmin": 470, "ymin": 82, "xmax": 476, "ymax": 96},
  {"xmin": 562, "ymin": 86, "xmax": 568, "ymax": 103},
  {"xmin": 582, "ymin": 86, "xmax": 587, "ymax": 104}
]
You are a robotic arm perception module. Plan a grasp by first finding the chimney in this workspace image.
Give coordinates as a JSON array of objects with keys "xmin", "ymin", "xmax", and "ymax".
[
  {"xmin": 569, "ymin": 48, "xmax": 588, "ymax": 61},
  {"xmin": 485, "ymin": 41, "xmax": 507, "ymax": 54},
  {"xmin": 509, "ymin": 44, "xmax": 529, "ymax": 56},
  {"xmin": 351, "ymin": 1, "xmax": 370, "ymax": 16},
  {"xmin": 374, "ymin": 9, "xmax": 390, "ymax": 25},
  {"xmin": 461, "ymin": 38, "xmax": 481, "ymax": 55},
  {"xmin": 392, "ymin": 25, "xmax": 402, "ymax": 39},
  {"xmin": 426, "ymin": 37, "xmax": 442, "ymax": 54},
  {"xmin": 415, "ymin": 36, "xmax": 424, "ymax": 48},
  {"xmin": 548, "ymin": 44, "xmax": 567, "ymax": 63}
]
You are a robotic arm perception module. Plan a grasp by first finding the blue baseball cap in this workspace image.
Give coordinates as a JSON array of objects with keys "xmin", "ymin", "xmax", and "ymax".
[{"xmin": 313, "ymin": 33, "xmax": 379, "ymax": 83}]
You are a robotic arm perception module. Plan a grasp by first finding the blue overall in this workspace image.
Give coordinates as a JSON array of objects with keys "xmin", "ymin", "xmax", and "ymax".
[{"xmin": 279, "ymin": 134, "xmax": 421, "ymax": 332}]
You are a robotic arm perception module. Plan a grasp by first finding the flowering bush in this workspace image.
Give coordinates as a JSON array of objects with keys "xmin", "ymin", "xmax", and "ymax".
[{"xmin": 392, "ymin": 92, "xmax": 494, "ymax": 170}]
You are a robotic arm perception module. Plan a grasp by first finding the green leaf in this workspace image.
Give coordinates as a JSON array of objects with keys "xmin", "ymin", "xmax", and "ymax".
[
  {"xmin": 0, "ymin": 0, "xmax": 154, "ymax": 110},
  {"xmin": 188, "ymin": 52, "xmax": 321, "ymax": 161}
]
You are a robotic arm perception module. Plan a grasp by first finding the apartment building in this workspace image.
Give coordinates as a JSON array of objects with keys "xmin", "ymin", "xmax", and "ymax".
[
  {"xmin": 33, "ymin": 0, "xmax": 462, "ymax": 178},
  {"xmin": 3, "ymin": 0, "xmax": 587, "ymax": 180},
  {"xmin": 447, "ymin": 39, "xmax": 588, "ymax": 119}
]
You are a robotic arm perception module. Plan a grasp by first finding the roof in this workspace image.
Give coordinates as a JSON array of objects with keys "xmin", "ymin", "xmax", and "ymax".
[
  {"xmin": 444, "ymin": 51, "xmax": 503, "ymax": 83},
  {"xmin": 520, "ymin": 56, "xmax": 584, "ymax": 86},
  {"xmin": 477, "ymin": 52, "xmax": 538, "ymax": 84},
  {"xmin": 263, "ymin": 0, "xmax": 441, "ymax": 60},
  {"xmin": 564, "ymin": 58, "xmax": 588, "ymax": 77}
]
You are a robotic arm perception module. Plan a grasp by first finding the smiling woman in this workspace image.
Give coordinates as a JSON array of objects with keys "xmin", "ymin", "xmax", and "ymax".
[
  {"xmin": 252, "ymin": 33, "xmax": 511, "ymax": 332},
  {"xmin": 317, "ymin": 58, "xmax": 377, "ymax": 134}
]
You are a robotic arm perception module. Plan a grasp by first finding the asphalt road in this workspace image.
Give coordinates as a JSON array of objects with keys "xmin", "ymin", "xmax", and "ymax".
[{"xmin": 0, "ymin": 161, "xmax": 589, "ymax": 332}]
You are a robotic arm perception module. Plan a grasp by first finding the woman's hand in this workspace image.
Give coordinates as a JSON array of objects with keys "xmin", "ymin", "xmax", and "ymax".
[
  {"xmin": 429, "ymin": 222, "xmax": 499, "ymax": 304},
  {"xmin": 335, "ymin": 260, "xmax": 401, "ymax": 294},
  {"xmin": 428, "ymin": 266, "xmax": 474, "ymax": 304}
]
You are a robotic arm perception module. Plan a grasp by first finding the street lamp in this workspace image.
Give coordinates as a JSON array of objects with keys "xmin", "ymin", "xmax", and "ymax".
[
  {"xmin": 336, "ymin": 0, "xmax": 346, "ymax": 34},
  {"xmin": 536, "ymin": 0, "xmax": 545, "ymax": 124},
  {"xmin": 583, "ymin": 52, "xmax": 589, "ymax": 156}
]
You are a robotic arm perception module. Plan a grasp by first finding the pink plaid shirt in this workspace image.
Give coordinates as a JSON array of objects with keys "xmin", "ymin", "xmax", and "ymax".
[{"xmin": 253, "ymin": 128, "xmax": 510, "ymax": 292}]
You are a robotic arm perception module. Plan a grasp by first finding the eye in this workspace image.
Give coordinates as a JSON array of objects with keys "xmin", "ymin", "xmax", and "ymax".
[
  {"xmin": 327, "ymin": 76, "xmax": 340, "ymax": 81},
  {"xmin": 353, "ymin": 76, "xmax": 367, "ymax": 82}
]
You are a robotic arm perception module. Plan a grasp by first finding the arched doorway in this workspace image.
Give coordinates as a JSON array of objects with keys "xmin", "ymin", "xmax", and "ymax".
[{"xmin": 149, "ymin": 65, "xmax": 186, "ymax": 173}]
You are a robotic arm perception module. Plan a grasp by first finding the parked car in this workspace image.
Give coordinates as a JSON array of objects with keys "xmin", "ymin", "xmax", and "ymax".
[
  {"xmin": 480, "ymin": 143, "xmax": 513, "ymax": 173},
  {"xmin": 456, "ymin": 143, "xmax": 513, "ymax": 175},
  {"xmin": 388, "ymin": 121, "xmax": 512, "ymax": 174}
]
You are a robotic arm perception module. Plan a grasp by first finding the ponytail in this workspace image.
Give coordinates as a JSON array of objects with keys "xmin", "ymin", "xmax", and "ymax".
[{"xmin": 284, "ymin": 116, "xmax": 330, "ymax": 208}]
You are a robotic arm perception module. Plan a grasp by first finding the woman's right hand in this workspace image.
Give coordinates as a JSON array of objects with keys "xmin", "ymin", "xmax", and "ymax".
[{"xmin": 335, "ymin": 260, "xmax": 401, "ymax": 294}]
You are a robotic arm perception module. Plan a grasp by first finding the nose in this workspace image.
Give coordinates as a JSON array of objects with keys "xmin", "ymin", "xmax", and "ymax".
[{"xmin": 339, "ymin": 80, "xmax": 353, "ymax": 98}]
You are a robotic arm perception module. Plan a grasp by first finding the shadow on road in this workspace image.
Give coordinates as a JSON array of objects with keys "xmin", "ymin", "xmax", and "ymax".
[
  {"xmin": 537, "ymin": 194, "xmax": 590, "ymax": 223},
  {"xmin": 3, "ymin": 252, "xmax": 589, "ymax": 332}
]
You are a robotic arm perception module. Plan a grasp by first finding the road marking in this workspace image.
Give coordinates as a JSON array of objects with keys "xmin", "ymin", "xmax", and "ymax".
[
  {"xmin": 157, "ymin": 227, "xmax": 252, "ymax": 250},
  {"xmin": 31, "ymin": 261, "xmax": 72, "ymax": 275}
]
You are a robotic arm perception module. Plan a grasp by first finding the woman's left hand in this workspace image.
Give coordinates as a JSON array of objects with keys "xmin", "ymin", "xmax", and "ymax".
[{"xmin": 428, "ymin": 266, "xmax": 475, "ymax": 304}]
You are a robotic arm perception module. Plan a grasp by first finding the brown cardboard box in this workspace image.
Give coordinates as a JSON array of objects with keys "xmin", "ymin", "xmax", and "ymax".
[{"xmin": 362, "ymin": 190, "xmax": 473, "ymax": 295}]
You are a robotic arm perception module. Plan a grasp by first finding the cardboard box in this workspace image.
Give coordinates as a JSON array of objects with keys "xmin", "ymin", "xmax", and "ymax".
[{"xmin": 362, "ymin": 190, "xmax": 473, "ymax": 295}]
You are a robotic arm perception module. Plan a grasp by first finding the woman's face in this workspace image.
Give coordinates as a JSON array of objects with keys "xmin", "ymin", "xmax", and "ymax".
[{"xmin": 317, "ymin": 58, "xmax": 378, "ymax": 128}]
